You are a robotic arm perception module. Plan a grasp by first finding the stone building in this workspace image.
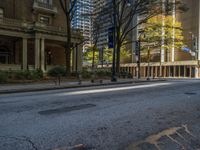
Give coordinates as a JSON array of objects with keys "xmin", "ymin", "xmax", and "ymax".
[
  {"xmin": 0, "ymin": 0, "xmax": 82, "ymax": 72},
  {"xmin": 121, "ymin": 0, "xmax": 200, "ymax": 79}
]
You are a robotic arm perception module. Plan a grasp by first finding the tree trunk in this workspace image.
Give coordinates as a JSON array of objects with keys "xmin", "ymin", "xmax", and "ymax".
[
  {"xmin": 65, "ymin": 14, "xmax": 72, "ymax": 76},
  {"xmin": 116, "ymin": 43, "xmax": 121, "ymax": 74},
  {"xmin": 65, "ymin": 43, "xmax": 71, "ymax": 75},
  {"xmin": 116, "ymin": 28, "xmax": 121, "ymax": 74},
  {"xmin": 147, "ymin": 48, "xmax": 150, "ymax": 79},
  {"xmin": 92, "ymin": 47, "xmax": 95, "ymax": 70}
]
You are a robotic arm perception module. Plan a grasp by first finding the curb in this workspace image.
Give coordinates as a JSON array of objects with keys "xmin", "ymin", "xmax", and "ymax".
[{"xmin": 0, "ymin": 79, "xmax": 166, "ymax": 94}]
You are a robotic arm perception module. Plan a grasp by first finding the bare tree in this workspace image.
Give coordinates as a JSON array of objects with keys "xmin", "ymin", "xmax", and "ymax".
[
  {"xmin": 111, "ymin": 0, "xmax": 161, "ymax": 74},
  {"xmin": 59, "ymin": 0, "xmax": 77, "ymax": 75},
  {"xmin": 110, "ymin": 0, "xmax": 186, "ymax": 74}
]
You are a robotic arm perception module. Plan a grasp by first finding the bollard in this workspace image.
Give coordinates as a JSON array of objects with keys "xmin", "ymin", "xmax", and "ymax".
[
  {"xmin": 91, "ymin": 73, "xmax": 95, "ymax": 83},
  {"xmin": 78, "ymin": 73, "xmax": 82, "ymax": 85},
  {"xmin": 100, "ymin": 80, "xmax": 103, "ymax": 84}
]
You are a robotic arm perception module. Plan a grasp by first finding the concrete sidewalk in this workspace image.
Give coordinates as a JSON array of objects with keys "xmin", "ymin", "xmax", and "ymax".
[{"xmin": 0, "ymin": 78, "xmax": 165, "ymax": 94}]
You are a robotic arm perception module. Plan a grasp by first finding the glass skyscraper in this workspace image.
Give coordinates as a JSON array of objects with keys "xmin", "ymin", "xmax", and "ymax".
[
  {"xmin": 93, "ymin": 0, "xmax": 113, "ymax": 50},
  {"xmin": 72, "ymin": 0, "xmax": 94, "ymax": 51}
]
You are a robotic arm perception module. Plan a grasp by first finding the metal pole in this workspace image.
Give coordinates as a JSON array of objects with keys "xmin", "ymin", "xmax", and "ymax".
[
  {"xmin": 76, "ymin": 44, "xmax": 78, "ymax": 73},
  {"xmin": 111, "ymin": 0, "xmax": 117, "ymax": 82},
  {"xmin": 137, "ymin": 39, "xmax": 141, "ymax": 79},
  {"xmin": 101, "ymin": 48, "xmax": 104, "ymax": 68},
  {"xmin": 147, "ymin": 45, "xmax": 150, "ymax": 80}
]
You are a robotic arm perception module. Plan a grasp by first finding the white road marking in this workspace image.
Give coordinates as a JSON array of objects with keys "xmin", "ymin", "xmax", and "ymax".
[{"xmin": 60, "ymin": 83, "xmax": 171, "ymax": 96}]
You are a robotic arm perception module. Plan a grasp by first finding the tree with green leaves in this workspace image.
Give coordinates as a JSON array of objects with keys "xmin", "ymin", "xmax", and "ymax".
[
  {"xmin": 110, "ymin": 0, "xmax": 187, "ymax": 75},
  {"xmin": 141, "ymin": 15, "xmax": 185, "ymax": 61},
  {"xmin": 83, "ymin": 45, "xmax": 99, "ymax": 66},
  {"xmin": 141, "ymin": 15, "xmax": 186, "ymax": 78},
  {"xmin": 103, "ymin": 41, "xmax": 132, "ymax": 64}
]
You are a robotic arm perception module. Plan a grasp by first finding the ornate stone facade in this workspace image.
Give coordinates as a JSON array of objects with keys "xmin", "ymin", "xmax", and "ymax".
[{"xmin": 0, "ymin": 0, "xmax": 82, "ymax": 72}]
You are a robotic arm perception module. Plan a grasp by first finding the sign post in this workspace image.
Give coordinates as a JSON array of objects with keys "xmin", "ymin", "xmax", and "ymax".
[{"xmin": 135, "ymin": 40, "xmax": 141, "ymax": 79}]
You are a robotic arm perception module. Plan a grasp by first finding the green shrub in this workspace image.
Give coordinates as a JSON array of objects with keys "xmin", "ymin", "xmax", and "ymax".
[
  {"xmin": 81, "ymin": 70, "xmax": 91, "ymax": 79},
  {"xmin": 0, "ymin": 70, "xmax": 43, "ymax": 83},
  {"xmin": 79, "ymin": 70, "xmax": 112, "ymax": 79},
  {"xmin": 0, "ymin": 71, "xmax": 8, "ymax": 83},
  {"xmin": 70, "ymin": 72, "xmax": 78, "ymax": 78},
  {"xmin": 96, "ymin": 70, "xmax": 112, "ymax": 77},
  {"xmin": 119, "ymin": 71, "xmax": 132, "ymax": 78},
  {"xmin": 47, "ymin": 66, "xmax": 66, "ymax": 77},
  {"xmin": 8, "ymin": 70, "xmax": 43, "ymax": 80},
  {"xmin": 31, "ymin": 69, "xmax": 43, "ymax": 80},
  {"xmin": 13, "ymin": 71, "xmax": 28, "ymax": 80}
]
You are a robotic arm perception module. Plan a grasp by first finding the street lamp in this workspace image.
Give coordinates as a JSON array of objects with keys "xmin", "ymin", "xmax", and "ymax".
[
  {"xmin": 135, "ymin": 32, "xmax": 147, "ymax": 80},
  {"xmin": 135, "ymin": 39, "xmax": 141, "ymax": 79},
  {"xmin": 111, "ymin": 0, "xmax": 117, "ymax": 82}
]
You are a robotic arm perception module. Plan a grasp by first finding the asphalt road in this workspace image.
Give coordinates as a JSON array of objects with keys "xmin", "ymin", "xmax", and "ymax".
[{"xmin": 0, "ymin": 79, "xmax": 200, "ymax": 150}]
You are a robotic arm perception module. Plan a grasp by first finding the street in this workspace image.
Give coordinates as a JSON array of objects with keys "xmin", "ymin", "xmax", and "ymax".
[{"xmin": 0, "ymin": 79, "xmax": 200, "ymax": 150}]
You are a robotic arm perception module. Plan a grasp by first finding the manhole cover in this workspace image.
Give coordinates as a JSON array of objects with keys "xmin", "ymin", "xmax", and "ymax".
[
  {"xmin": 184, "ymin": 92, "xmax": 197, "ymax": 95},
  {"xmin": 38, "ymin": 104, "xmax": 96, "ymax": 115}
]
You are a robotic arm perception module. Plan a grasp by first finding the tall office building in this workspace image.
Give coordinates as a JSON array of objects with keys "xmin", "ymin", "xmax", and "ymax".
[
  {"xmin": 121, "ymin": 0, "xmax": 200, "ymax": 79},
  {"xmin": 178, "ymin": 0, "xmax": 199, "ymax": 60},
  {"xmin": 93, "ymin": 0, "xmax": 113, "ymax": 51},
  {"xmin": 93, "ymin": 0, "xmax": 134, "ymax": 64},
  {"xmin": 133, "ymin": 0, "xmax": 194, "ymax": 62},
  {"xmin": 72, "ymin": 0, "xmax": 94, "ymax": 51}
]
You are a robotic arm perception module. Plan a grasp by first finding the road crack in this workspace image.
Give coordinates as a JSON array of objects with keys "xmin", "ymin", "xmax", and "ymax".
[
  {"xmin": 0, "ymin": 135, "xmax": 38, "ymax": 150},
  {"xmin": 125, "ymin": 124, "xmax": 199, "ymax": 150}
]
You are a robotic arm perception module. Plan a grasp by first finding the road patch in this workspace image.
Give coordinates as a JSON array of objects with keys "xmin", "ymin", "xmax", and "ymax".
[{"xmin": 38, "ymin": 104, "xmax": 96, "ymax": 115}]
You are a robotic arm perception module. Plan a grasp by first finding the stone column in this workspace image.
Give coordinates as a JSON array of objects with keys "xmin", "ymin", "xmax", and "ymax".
[
  {"xmin": 171, "ymin": 0, "xmax": 176, "ymax": 62},
  {"xmin": 144, "ymin": 66, "xmax": 146, "ymax": 78},
  {"xmin": 174, "ymin": 66, "xmax": 176, "ymax": 77},
  {"xmin": 72, "ymin": 44, "xmax": 76, "ymax": 72},
  {"xmin": 161, "ymin": 0, "xmax": 165, "ymax": 63},
  {"xmin": 184, "ymin": 66, "xmax": 186, "ymax": 78},
  {"xmin": 178, "ymin": 66, "xmax": 181, "ymax": 78},
  {"xmin": 195, "ymin": 66, "xmax": 199, "ymax": 78},
  {"xmin": 40, "ymin": 38, "xmax": 45, "ymax": 72},
  {"xmin": 72, "ymin": 44, "xmax": 82, "ymax": 72},
  {"xmin": 151, "ymin": 67, "xmax": 154, "ymax": 78},
  {"xmin": 155, "ymin": 66, "xmax": 158, "ymax": 77},
  {"xmin": 132, "ymin": 67, "xmax": 135, "ymax": 78},
  {"xmin": 35, "ymin": 38, "xmax": 40, "ymax": 69},
  {"xmin": 76, "ymin": 44, "xmax": 82, "ymax": 72},
  {"xmin": 163, "ymin": 66, "xmax": 165, "ymax": 77},
  {"xmin": 22, "ymin": 38, "xmax": 28, "ymax": 70},
  {"xmin": 169, "ymin": 66, "xmax": 171, "ymax": 77},
  {"xmin": 189, "ymin": 66, "xmax": 192, "ymax": 78}
]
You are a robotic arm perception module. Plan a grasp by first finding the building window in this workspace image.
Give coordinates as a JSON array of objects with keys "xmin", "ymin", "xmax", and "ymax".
[
  {"xmin": 0, "ymin": 8, "xmax": 4, "ymax": 19},
  {"xmin": 0, "ymin": 47, "xmax": 10, "ymax": 64},
  {"xmin": 37, "ymin": 0, "xmax": 52, "ymax": 5},
  {"xmin": 46, "ymin": 50, "xmax": 52, "ymax": 65},
  {"xmin": 39, "ymin": 15, "xmax": 50, "ymax": 24}
]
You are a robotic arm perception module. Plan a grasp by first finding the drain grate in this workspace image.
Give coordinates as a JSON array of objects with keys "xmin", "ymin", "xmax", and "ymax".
[
  {"xmin": 38, "ymin": 104, "xmax": 96, "ymax": 115},
  {"xmin": 184, "ymin": 92, "xmax": 197, "ymax": 95}
]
